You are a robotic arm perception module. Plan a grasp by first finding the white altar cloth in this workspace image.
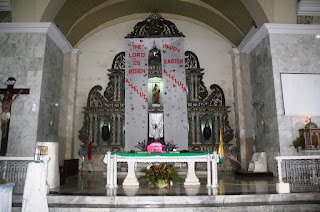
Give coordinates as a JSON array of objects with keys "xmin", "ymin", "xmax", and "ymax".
[
  {"xmin": 0, "ymin": 182, "xmax": 15, "ymax": 212},
  {"xmin": 22, "ymin": 161, "xmax": 48, "ymax": 212},
  {"xmin": 103, "ymin": 152, "xmax": 219, "ymax": 188}
]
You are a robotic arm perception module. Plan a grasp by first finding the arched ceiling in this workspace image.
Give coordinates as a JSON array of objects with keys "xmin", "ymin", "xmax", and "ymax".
[{"xmin": 53, "ymin": 0, "xmax": 256, "ymax": 47}]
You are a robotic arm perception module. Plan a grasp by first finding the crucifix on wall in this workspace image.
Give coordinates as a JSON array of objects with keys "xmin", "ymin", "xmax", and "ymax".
[{"xmin": 0, "ymin": 77, "xmax": 29, "ymax": 156}]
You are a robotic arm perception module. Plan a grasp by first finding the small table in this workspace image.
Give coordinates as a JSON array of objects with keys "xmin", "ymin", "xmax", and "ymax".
[{"xmin": 103, "ymin": 152, "xmax": 219, "ymax": 188}]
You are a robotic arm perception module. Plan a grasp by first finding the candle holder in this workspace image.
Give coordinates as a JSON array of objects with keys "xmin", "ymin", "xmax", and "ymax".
[{"xmin": 34, "ymin": 147, "xmax": 40, "ymax": 161}]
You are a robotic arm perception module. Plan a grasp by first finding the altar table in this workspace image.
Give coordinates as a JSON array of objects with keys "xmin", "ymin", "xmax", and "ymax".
[
  {"xmin": 103, "ymin": 152, "xmax": 219, "ymax": 188},
  {"xmin": 0, "ymin": 183, "xmax": 15, "ymax": 212},
  {"xmin": 21, "ymin": 161, "xmax": 48, "ymax": 212}
]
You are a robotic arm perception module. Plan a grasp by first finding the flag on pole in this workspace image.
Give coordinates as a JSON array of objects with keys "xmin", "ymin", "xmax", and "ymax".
[
  {"xmin": 218, "ymin": 129, "xmax": 224, "ymax": 162},
  {"xmin": 87, "ymin": 138, "xmax": 92, "ymax": 161}
]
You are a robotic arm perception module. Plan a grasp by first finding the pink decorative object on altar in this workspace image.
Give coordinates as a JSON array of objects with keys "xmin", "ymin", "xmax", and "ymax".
[{"xmin": 147, "ymin": 142, "xmax": 165, "ymax": 153}]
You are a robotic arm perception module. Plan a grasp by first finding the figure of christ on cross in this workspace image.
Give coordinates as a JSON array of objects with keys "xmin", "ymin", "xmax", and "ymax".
[
  {"xmin": 0, "ymin": 77, "xmax": 29, "ymax": 156},
  {"xmin": 1, "ymin": 89, "xmax": 23, "ymax": 139}
]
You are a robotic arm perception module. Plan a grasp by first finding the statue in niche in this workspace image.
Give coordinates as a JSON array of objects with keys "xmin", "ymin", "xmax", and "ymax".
[
  {"xmin": 149, "ymin": 113, "xmax": 163, "ymax": 143},
  {"xmin": 148, "ymin": 42, "xmax": 161, "ymax": 67},
  {"xmin": 203, "ymin": 120, "xmax": 211, "ymax": 143},
  {"xmin": 151, "ymin": 124, "xmax": 161, "ymax": 142},
  {"xmin": 102, "ymin": 120, "xmax": 110, "ymax": 145},
  {"xmin": 152, "ymin": 84, "xmax": 160, "ymax": 104}
]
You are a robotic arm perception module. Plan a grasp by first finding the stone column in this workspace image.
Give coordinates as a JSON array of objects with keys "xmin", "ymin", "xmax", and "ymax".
[
  {"xmin": 94, "ymin": 114, "xmax": 99, "ymax": 144},
  {"xmin": 229, "ymin": 48, "xmax": 254, "ymax": 170},
  {"xmin": 194, "ymin": 75, "xmax": 198, "ymax": 100},
  {"xmin": 106, "ymin": 151, "xmax": 111, "ymax": 187},
  {"xmin": 206, "ymin": 154, "xmax": 211, "ymax": 187},
  {"xmin": 113, "ymin": 76, "xmax": 117, "ymax": 101},
  {"xmin": 214, "ymin": 115, "xmax": 219, "ymax": 145},
  {"xmin": 190, "ymin": 75, "xmax": 195, "ymax": 101},
  {"xmin": 89, "ymin": 114, "xmax": 93, "ymax": 141},
  {"xmin": 112, "ymin": 113, "xmax": 116, "ymax": 145},
  {"xmin": 191, "ymin": 113, "xmax": 196, "ymax": 144},
  {"xmin": 61, "ymin": 49, "xmax": 79, "ymax": 161},
  {"xmin": 211, "ymin": 154, "xmax": 218, "ymax": 187},
  {"xmin": 117, "ymin": 76, "xmax": 122, "ymax": 101},
  {"xmin": 117, "ymin": 113, "xmax": 121, "ymax": 144},
  {"xmin": 195, "ymin": 113, "xmax": 200, "ymax": 143},
  {"xmin": 37, "ymin": 142, "xmax": 60, "ymax": 189}
]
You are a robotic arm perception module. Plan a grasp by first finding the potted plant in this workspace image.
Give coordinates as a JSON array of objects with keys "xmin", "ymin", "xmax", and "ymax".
[
  {"xmin": 292, "ymin": 136, "xmax": 305, "ymax": 152},
  {"xmin": 165, "ymin": 140, "xmax": 178, "ymax": 151},
  {"xmin": 139, "ymin": 163, "xmax": 183, "ymax": 188},
  {"xmin": 135, "ymin": 140, "xmax": 148, "ymax": 151}
]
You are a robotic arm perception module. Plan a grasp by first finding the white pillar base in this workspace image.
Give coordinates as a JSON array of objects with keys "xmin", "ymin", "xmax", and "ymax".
[
  {"xmin": 37, "ymin": 142, "xmax": 60, "ymax": 189},
  {"xmin": 276, "ymin": 182, "xmax": 290, "ymax": 193},
  {"xmin": 184, "ymin": 161, "xmax": 200, "ymax": 186},
  {"xmin": 122, "ymin": 161, "xmax": 139, "ymax": 186}
]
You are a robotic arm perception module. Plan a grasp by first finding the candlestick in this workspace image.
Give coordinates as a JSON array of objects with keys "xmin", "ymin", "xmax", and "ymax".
[{"xmin": 34, "ymin": 147, "xmax": 40, "ymax": 161}]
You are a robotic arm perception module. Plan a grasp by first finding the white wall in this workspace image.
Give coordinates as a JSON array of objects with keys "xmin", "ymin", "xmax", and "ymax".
[{"xmin": 74, "ymin": 19, "xmax": 235, "ymax": 158}]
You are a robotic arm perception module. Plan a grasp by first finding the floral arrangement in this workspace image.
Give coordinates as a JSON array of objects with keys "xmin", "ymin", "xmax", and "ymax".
[
  {"xmin": 140, "ymin": 163, "xmax": 183, "ymax": 188},
  {"xmin": 147, "ymin": 142, "xmax": 165, "ymax": 153},
  {"xmin": 165, "ymin": 140, "xmax": 178, "ymax": 150},
  {"xmin": 292, "ymin": 136, "xmax": 305, "ymax": 151},
  {"xmin": 135, "ymin": 140, "xmax": 179, "ymax": 152},
  {"xmin": 0, "ymin": 178, "xmax": 7, "ymax": 185}
]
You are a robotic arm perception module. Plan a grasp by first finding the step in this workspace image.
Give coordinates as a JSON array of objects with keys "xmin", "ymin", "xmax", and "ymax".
[{"xmin": 12, "ymin": 193, "xmax": 320, "ymax": 211}]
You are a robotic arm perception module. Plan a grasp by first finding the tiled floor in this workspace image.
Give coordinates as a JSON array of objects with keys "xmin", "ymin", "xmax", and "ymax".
[{"xmin": 49, "ymin": 171, "xmax": 281, "ymax": 196}]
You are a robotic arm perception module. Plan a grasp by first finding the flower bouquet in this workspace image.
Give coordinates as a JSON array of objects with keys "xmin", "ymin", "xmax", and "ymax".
[
  {"xmin": 139, "ymin": 163, "xmax": 183, "ymax": 188},
  {"xmin": 0, "ymin": 178, "xmax": 7, "ymax": 185}
]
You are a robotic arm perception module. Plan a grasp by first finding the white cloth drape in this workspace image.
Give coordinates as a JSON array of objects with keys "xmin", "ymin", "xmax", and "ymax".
[
  {"xmin": 22, "ymin": 161, "xmax": 49, "ymax": 212},
  {"xmin": 0, "ymin": 182, "xmax": 15, "ymax": 212},
  {"xmin": 125, "ymin": 38, "xmax": 188, "ymax": 151}
]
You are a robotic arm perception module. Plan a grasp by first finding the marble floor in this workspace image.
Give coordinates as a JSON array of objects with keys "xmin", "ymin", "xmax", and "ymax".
[{"xmin": 47, "ymin": 171, "xmax": 319, "ymax": 197}]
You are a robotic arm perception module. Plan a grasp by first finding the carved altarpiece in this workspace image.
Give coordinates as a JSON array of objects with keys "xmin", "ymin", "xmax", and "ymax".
[{"xmin": 78, "ymin": 12, "xmax": 234, "ymax": 153}]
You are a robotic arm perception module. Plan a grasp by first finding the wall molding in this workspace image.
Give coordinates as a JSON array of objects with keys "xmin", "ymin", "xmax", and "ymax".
[
  {"xmin": 0, "ymin": 0, "xmax": 11, "ymax": 11},
  {"xmin": 0, "ymin": 22, "xmax": 73, "ymax": 54},
  {"xmin": 238, "ymin": 24, "xmax": 320, "ymax": 54},
  {"xmin": 228, "ymin": 48, "xmax": 239, "ymax": 56},
  {"xmin": 298, "ymin": 0, "xmax": 320, "ymax": 16}
]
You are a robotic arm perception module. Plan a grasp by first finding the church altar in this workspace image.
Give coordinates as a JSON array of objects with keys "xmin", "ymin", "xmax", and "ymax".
[
  {"xmin": 78, "ymin": 12, "xmax": 234, "ymax": 159},
  {"xmin": 103, "ymin": 152, "xmax": 219, "ymax": 188}
]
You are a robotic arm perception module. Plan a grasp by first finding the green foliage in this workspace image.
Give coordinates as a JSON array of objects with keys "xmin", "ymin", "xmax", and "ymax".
[
  {"xmin": 135, "ymin": 140, "xmax": 148, "ymax": 151},
  {"xmin": 292, "ymin": 136, "xmax": 305, "ymax": 149},
  {"xmin": 139, "ymin": 163, "xmax": 183, "ymax": 187},
  {"xmin": 0, "ymin": 178, "xmax": 7, "ymax": 185},
  {"xmin": 165, "ymin": 140, "xmax": 178, "ymax": 150}
]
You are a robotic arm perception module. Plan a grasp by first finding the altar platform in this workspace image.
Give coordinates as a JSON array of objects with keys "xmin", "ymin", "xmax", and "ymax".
[{"xmin": 11, "ymin": 171, "xmax": 320, "ymax": 211}]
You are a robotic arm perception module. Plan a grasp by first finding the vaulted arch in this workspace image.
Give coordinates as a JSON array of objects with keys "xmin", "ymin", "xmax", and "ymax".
[{"xmin": 39, "ymin": 0, "xmax": 266, "ymax": 47}]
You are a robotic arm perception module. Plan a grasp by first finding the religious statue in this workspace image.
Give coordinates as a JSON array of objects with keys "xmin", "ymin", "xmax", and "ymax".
[
  {"xmin": 149, "ymin": 113, "xmax": 163, "ymax": 144},
  {"xmin": 0, "ymin": 77, "xmax": 29, "ymax": 156},
  {"xmin": 1, "ymin": 89, "xmax": 23, "ymax": 139},
  {"xmin": 152, "ymin": 84, "xmax": 160, "ymax": 104},
  {"xmin": 203, "ymin": 120, "xmax": 211, "ymax": 143},
  {"xmin": 151, "ymin": 124, "xmax": 161, "ymax": 142},
  {"xmin": 101, "ymin": 120, "xmax": 110, "ymax": 145}
]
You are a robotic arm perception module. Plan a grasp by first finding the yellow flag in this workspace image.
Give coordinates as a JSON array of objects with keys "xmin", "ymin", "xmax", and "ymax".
[{"xmin": 218, "ymin": 129, "xmax": 224, "ymax": 156}]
